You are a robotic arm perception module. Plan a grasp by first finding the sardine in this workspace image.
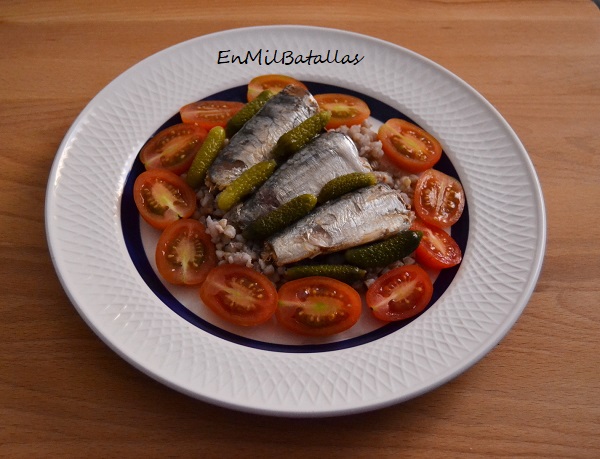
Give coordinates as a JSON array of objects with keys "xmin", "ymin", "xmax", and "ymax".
[
  {"xmin": 227, "ymin": 131, "xmax": 371, "ymax": 230},
  {"xmin": 207, "ymin": 85, "xmax": 319, "ymax": 189},
  {"xmin": 265, "ymin": 183, "xmax": 412, "ymax": 266}
]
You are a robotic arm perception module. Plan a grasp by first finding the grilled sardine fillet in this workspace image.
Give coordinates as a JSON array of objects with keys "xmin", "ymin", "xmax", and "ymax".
[
  {"xmin": 207, "ymin": 85, "xmax": 319, "ymax": 189},
  {"xmin": 266, "ymin": 183, "xmax": 412, "ymax": 266},
  {"xmin": 227, "ymin": 131, "xmax": 371, "ymax": 230}
]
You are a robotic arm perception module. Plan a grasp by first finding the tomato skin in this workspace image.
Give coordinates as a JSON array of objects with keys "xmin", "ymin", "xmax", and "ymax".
[
  {"xmin": 133, "ymin": 169, "xmax": 197, "ymax": 230},
  {"xmin": 140, "ymin": 123, "xmax": 207, "ymax": 175},
  {"xmin": 155, "ymin": 219, "xmax": 216, "ymax": 286},
  {"xmin": 377, "ymin": 119, "xmax": 442, "ymax": 173},
  {"xmin": 411, "ymin": 219, "xmax": 462, "ymax": 270},
  {"xmin": 414, "ymin": 169, "xmax": 465, "ymax": 228},
  {"xmin": 247, "ymin": 74, "xmax": 308, "ymax": 101},
  {"xmin": 180, "ymin": 100, "xmax": 245, "ymax": 130},
  {"xmin": 314, "ymin": 93, "xmax": 370, "ymax": 129},
  {"xmin": 276, "ymin": 277, "xmax": 362, "ymax": 337},
  {"xmin": 199, "ymin": 264, "xmax": 278, "ymax": 327},
  {"xmin": 366, "ymin": 265, "xmax": 433, "ymax": 322}
]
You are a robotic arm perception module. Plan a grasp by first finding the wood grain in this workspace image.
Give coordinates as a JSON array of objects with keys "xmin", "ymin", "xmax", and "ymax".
[{"xmin": 1, "ymin": 1, "xmax": 599, "ymax": 457}]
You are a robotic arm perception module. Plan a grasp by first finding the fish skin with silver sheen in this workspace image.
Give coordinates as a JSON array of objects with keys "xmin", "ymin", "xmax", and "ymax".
[
  {"xmin": 227, "ymin": 131, "xmax": 372, "ymax": 230},
  {"xmin": 266, "ymin": 183, "xmax": 412, "ymax": 266},
  {"xmin": 207, "ymin": 85, "xmax": 319, "ymax": 189}
]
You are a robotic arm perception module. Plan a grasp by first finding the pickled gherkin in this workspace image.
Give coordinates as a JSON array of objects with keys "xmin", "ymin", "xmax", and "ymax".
[
  {"xmin": 216, "ymin": 160, "xmax": 277, "ymax": 212},
  {"xmin": 185, "ymin": 126, "xmax": 226, "ymax": 188},
  {"xmin": 344, "ymin": 230, "xmax": 423, "ymax": 269},
  {"xmin": 317, "ymin": 172, "xmax": 377, "ymax": 204},
  {"xmin": 272, "ymin": 110, "xmax": 331, "ymax": 161},
  {"xmin": 243, "ymin": 194, "xmax": 318, "ymax": 240},
  {"xmin": 285, "ymin": 264, "xmax": 367, "ymax": 283},
  {"xmin": 225, "ymin": 90, "xmax": 274, "ymax": 137}
]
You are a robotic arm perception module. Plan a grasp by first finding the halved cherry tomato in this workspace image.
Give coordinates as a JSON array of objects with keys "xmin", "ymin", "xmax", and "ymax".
[
  {"xmin": 411, "ymin": 218, "xmax": 462, "ymax": 270},
  {"xmin": 140, "ymin": 123, "xmax": 207, "ymax": 175},
  {"xmin": 413, "ymin": 169, "xmax": 465, "ymax": 228},
  {"xmin": 133, "ymin": 169, "xmax": 197, "ymax": 230},
  {"xmin": 314, "ymin": 93, "xmax": 370, "ymax": 129},
  {"xmin": 180, "ymin": 100, "xmax": 245, "ymax": 130},
  {"xmin": 276, "ymin": 277, "xmax": 362, "ymax": 337},
  {"xmin": 247, "ymin": 74, "xmax": 308, "ymax": 102},
  {"xmin": 366, "ymin": 265, "xmax": 433, "ymax": 322},
  {"xmin": 377, "ymin": 119, "xmax": 442, "ymax": 173},
  {"xmin": 199, "ymin": 264, "xmax": 278, "ymax": 327},
  {"xmin": 155, "ymin": 219, "xmax": 216, "ymax": 286}
]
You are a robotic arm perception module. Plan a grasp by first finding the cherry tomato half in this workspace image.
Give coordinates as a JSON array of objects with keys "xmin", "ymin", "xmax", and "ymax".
[
  {"xmin": 413, "ymin": 169, "xmax": 465, "ymax": 228},
  {"xmin": 247, "ymin": 74, "xmax": 308, "ymax": 102},
  {"xmin": 366, "ymin": 265, "xmax": 433, "ymax": 322},
  {"xmin": 377, "ymin": 119, "xmax": 442, "ymax": 173},
  {"xmin": 180, "ymin": 100, "xmax": 245, "ymax": 130},
  {"xmin": 133, "ymin": 169, "xmax": 197, "ymax": 230},
  {"xmin": 199, "ymin": 264, "xmax": 278, "ymax": 327},
  {"xmin": 411, "ymin": 218, "xmax": 462, "ymax": 270},
  {"xmin": 276, "ymin": 277, "xmax": 362, "ymax": 337},
  {"xmin": 155, "ymin": 219, "xmax": 216, "ymax": 286},
  {"xmin": 140, "ymin": 123, "xmax": 207, "ymax": 175},
  {"xmin": 314, "ymin": 93, "xmax": 370, "ymax": 130}
]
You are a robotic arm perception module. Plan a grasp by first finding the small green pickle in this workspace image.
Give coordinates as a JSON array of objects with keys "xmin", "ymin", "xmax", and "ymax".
[
  {"xmin": 285, "ymin": 264, "xmax": 367, "ymax": 284},
  {"xmin": 243, "ymin": 194, "xmax": 318, "ymax": 240},
  {"xmin": 317, "ymin": 172, "xmax": 377, "ymax": 204},
  {"xmin": 272, "ymin": 110, "xmax": 332, "ymax": 161},
  {"xmin": 344, "ymin": 230, "xmax": 423, "ymax": 269},
  {"xmin": 216, "ymin": 160, "xmax": 277, "ymax": 212},
  {"xmin": 225, "ymin": 90, "xmax": 274, "ymax": 138},
  {"xmin": 185, "ymin": 126, "xmax": 227, "ymax": 189}
]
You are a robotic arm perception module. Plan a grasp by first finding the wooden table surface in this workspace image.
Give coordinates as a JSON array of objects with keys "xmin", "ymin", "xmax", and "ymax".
[{"xmin": 2, "ymin": 1, "xmax": 599, "ymax": 457}]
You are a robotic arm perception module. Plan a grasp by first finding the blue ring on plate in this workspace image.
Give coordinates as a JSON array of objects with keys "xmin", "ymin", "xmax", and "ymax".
[{"xmin": 121, "ymin": 82, "xmax": 469, "ymax": 353}]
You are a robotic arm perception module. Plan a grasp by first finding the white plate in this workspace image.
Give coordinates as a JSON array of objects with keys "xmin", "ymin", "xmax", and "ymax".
[{"xmin": 45, "ymin": 25, "xmax": 546, "ymax": 417}]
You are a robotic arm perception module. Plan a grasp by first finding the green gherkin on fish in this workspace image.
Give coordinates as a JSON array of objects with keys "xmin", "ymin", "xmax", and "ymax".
[
  {"xmin": 317, "ymin": 172, "xmax": 377, "ymax": 204},
  {"xmin": 344, "ymin": 230, "xmax": 423, "ymax": 269},
  {"xmin": 216, "ymin": 160, "xmax": 277, "ymax": 212},
  {"xmin": 225, "ymin": 90, "xmax": 274, "ymax": 138},
  {"xmin": 243, "ymin": 194, "xmax": 318, "ymax": 240},
  {"xmin": 272, "ymin": 110, "xmax": 332, "ymax": 161}
]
